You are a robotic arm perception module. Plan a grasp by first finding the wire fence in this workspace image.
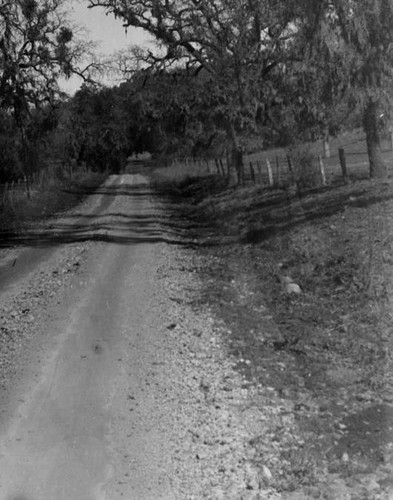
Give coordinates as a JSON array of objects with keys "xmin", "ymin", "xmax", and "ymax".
[
  {"xmin": 2, "ymin": 133, "xmax": 393, "ymax": 205},
  {"xmin": 0, "ymin": 161, "xmax": 84, "ymax": 206},
  {"xmin": 171, "ymin": 133, "xmax": 393, "ymax": 190}
]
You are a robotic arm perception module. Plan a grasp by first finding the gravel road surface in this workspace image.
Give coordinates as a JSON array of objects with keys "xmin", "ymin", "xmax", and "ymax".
[{"xmin": 0, "ymin": 174, "xmax": 268, "ymax": 500}]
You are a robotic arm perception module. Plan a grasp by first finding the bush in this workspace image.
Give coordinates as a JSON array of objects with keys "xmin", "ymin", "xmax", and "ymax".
[{"xmin": 289, "ymin": 146, "xmax": 321, "ymax": 189}]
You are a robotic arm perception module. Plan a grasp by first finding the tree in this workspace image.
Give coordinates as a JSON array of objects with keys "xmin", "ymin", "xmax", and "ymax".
[
  {"xmin": 296, "ymin": 0, "xmax": 393, "ymax": 178},
  {"xmin": 61, "ymin": 84, "xmax": 131, "ymax": 173},
  {"xmin": 87, "ymin": 0, "xmax": 297, "ymax": 182},
  {"xmin": 0, "ymin": 0, "xmax": 96, "ymax": 122},
  {"xmin": 0, "ymin": 0, "xmax": 103, "ymax": 179},
  {"xmin": 0, "ymin": 111, "xmax": 23, "ymax": 182},
  {"xmin": 120, "ymin": 70, "xmax": 211, "ymax": 158}
]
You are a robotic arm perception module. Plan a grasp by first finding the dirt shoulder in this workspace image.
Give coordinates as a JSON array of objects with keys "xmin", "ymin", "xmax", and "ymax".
[{"xmin": 158, "ymin": 175, "xmax": 393, "ymax": 499}]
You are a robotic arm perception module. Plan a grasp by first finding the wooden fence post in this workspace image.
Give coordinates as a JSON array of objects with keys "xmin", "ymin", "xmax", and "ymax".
[
  {"xmin": 219, "ymin": 159, "xmax": 225, "ymax": 178},
  {"xmin": 323, "ymin": 134, "xmax": 331, "ymax": 159},
  {"xmin": 24, "ymin": 176, "xmax": 30, "ymax": 199},
  {"xmin": 214, "ymin": 158, "xmax": 221, "ymax": 175},
  {"xmin": 338, "ymin": 148, "xmax": 349, "ymax": 183},
  {"xmin": 287, "ymin": 155, "xmax": 295, "ymax": 184},
  {"xmin": 249, "ymin": 161, "xmax": 256, "ymax": 183},
  {"xmin": 318, "ymin": 155, "xmax": 327, "ymax": 186},
  {"xmin": 266, "ymin": 159, "xmax": 274, "ymax": 187}
]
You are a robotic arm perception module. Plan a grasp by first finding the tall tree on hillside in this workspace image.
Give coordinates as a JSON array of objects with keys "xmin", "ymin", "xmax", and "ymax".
[{"xmin": 87, "ymin": 0, "xmax": 297, "ymax": 182}]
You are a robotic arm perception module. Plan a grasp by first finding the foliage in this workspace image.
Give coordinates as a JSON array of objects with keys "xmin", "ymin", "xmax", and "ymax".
[
  {"xmin": 0, "ymin": 0, "xmax": 103, "ymax": 182},
  {"xmin": 0, "ymin": 104, "xmax": 60, "ymax": 182},
  {"xmin": 289, "ymin": 145, "xmax": 320, "ymax": 189},
  {"xmin": 0, "ymin": 169, "xmax": 106, "ymax": 232},
  {"xmin": 292, "ymin": 0, "xmax": 393, "ymax": 177},
  {"xmin": 55, "ymin": 84, "xmax": 131, "ymax": 173},
  {"xmin": 0, "ymin": 112, "xmax": 22, "ymax": 182},
  {"xmin": 87, "ymin": 0, "xmax": 301, "ymax": 175},
  {"xmin": 0, "ymin": 0, "xmax": 96, "ymax": 122}
]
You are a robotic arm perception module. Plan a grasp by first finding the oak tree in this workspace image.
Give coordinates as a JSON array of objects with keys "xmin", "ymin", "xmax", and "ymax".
[
  {"xmin": 87, "ymin": 0, "xmax": 297, "ymax": 182},
  {"xmin": 0, "ymin": 0, "xmax": 95, "ymax": 121}
]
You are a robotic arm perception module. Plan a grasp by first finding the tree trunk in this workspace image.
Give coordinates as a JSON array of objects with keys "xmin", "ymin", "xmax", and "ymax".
[
  {"xmin": 363, "ymin": 100, "xmax": 387, "ymax": 178},
  {"xmin": 230, "ymin": 147, "xmax": 245, "ymax": 185},
  {"xmin": 227, "ymin": 123, "xmax": 244, "ymax": 185}
]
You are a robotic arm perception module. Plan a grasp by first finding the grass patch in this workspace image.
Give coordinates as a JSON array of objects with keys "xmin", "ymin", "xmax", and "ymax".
[
  {"xmin": 149, "ymin": 161, "xmax": 211, "ymax": 189},
  {"xmin": 0, "ymin": 170, "xmax": 107, "ymax": 233}
]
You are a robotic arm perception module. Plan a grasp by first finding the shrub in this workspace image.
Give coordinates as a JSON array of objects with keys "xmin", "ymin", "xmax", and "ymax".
[{"xmin": 290, "ymin": 146, "xmax": 320, "ymax": 189}]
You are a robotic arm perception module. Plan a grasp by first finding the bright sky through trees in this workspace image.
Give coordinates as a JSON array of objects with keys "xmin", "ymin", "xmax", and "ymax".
[{"xmin": 60, "ymin": 0, "xmax": 150, "ymax": 94}]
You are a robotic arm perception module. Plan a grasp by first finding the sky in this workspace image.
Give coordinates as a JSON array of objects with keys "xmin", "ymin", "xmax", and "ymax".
[{"xmin": 60, "ymin": 1, "xmax": 151, "ymax": 94}]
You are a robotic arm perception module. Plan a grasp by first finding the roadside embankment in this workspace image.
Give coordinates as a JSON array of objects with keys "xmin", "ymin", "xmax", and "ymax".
[
  {"xmin": 0, "ymin": 170, "xmax": 107, "ymax": 235},
  {"xmin": 151, "ymin": 165, "xmax": 393, "ymax": 499}
]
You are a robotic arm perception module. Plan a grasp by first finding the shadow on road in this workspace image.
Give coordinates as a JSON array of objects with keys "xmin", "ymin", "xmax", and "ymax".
[{"xmin": 0, "ymin": 181, "xmax": 212, "ymax": 248}]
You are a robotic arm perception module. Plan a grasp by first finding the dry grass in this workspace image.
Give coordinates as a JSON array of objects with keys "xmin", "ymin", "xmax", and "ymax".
[
  {"xmin": 0, "ymin": 170, "xmax": 106, "ymax": 233},
  {"xmin": 150, "ymin": 160, "xmax": 210, "ymax": 187}
]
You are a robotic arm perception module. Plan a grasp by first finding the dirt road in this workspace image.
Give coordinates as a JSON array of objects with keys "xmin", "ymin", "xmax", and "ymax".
[{"xmin": 0, "ymin": 174, "xmax": 260, "ymax": 500}]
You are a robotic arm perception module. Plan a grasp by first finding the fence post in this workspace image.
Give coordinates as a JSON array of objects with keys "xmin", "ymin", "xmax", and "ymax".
[
  {"xmin": 275, "ymin": 156, "xmax": 280, "ymax": 185},
  {"xmin": 287, "ymin": 155, "xmax": 295, "ymax": 184},
  {"xmin": 323, "ymin": 133, "xmax": 331, "ymax": 158},
  {"xmin": 219, "ymin": 159, "xmax": 225, "ymax": 178},
  {"xmin": 266, "ymin": 159, "xmax": 274, "ymax": 187},
  {"xmin": 24, "ymin": 176, "xmax": 30, "ymax": 199},
  {"xmin": 214, "ymin": 158, "xmax": 221, "ymax": 175},
  {"xmin": 249, "ymin": 161, "xmax": 256, "ymax": 183},
  {"xmin": 338, "ymin": 148, "xmax": 349, "ymax": 183},
  {"xmin": 318, "ymin": 155, "xmax": 327, "ymax": 186}
]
